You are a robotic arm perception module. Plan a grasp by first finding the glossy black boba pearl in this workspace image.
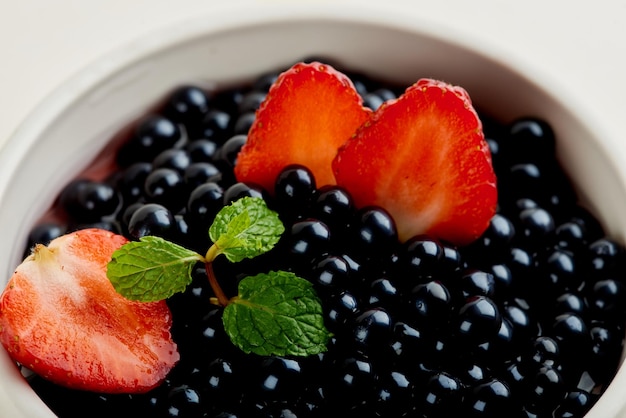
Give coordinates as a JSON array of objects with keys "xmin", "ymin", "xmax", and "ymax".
[
  {"xmin": 163, "ymin": 384, "xmax": 203, "ymax": 417},
  {"xmin": 488, "ymin": 264, "xmax": 514, "ymax": 298},
  {"xmin": 287, "ymin": 219, "xmax": 331, "ymax": 262},
  {"xmin": 464, "ymin": 378, "xmax": 518, "ymax": 417},
  {"xmin": 233, "ymin": 112, "xmax": 256, "ymax": 135},
  {"xmin": 348, "ymin": 72, "xmax": 371, "ymax": 96},
  {"xmin": 311, "ymin": 185, "xmax": 354, "ymax": 230},
  {"xmin": 474, "ymin": 317, "xmax": 515, "ymax": 363},
  {"xmin": 569, "ymin": 206, "xmax": 605, "ymax": 241},
  {"xmin": 175, "ymin": 214, "xmax": 190, "ymax": 239},
  {"xmin": 554, "ymin": 292, "xmax": 587, "ymax": 318},
  {"xmin": 26, "ymin": 222, "xmax": 67, "ymax": 249},
  {"xmin": 222, "ymin": 182, "xmax": 267, "ymax": 205},
  {"xmin": 183, "ymin": 162, "xmax": 222, "ymax": 190},
  {"xmin": 526, "ymin": 366, "xmax": 566, "ymax": 414},
  {"xmin": 327, "ymin": 356, "xmax": 376, "ymax": 409},
  {"xmin": 143, "ymin": 168, "xmax": 186, "ymax": 210},
  {"xmin": 388, "ymin": 321, "xmax": 425, "ymax": 363},
  {"xmin": 349, "ymin": 207, "xmax": 398, "ymax": 258},
  {"xmin": 253, "ymin": 72, "xmax": 279, "ymax": 92},
  {"xmin": 420, "ymin": 372, "xmax": 464, "ymax": 416},
  {"xmin": 362, "ymin": 92, "xmax": 385, "ymax": 110},
  {"xmin": 257, "ymin": 403, "xmax": 301, "ymax": 418},
  {"xmin": 588, "ymin": 322, "xmax": 624, "ymax": 381},
  {"xmin": 214, "ymin": 134, "xmax": 247, "ymax": 171},
  {"xmin": 64, "ymin": 180, "xmax": 121, "ymax": 222},
  {"xmin": 295, "ymin": 384, "xmax": 327, "ymax": 417},
  {"xmin": 407, "ymin": 280, "xmax": 453, "ymax": 329},
  {"xmin": 452, "ymin": 360, "xmax": 487, "ymax": 388},
  {"xmin": 351, "ymin": 308, "xmax": 393, "ymax": 355},
  {"xmin": 440, "ymin": 244, "xmax": 464, "ymax": 274},
  {"xmin": 535, "ymin": 249, "xmax": 579, "ymax": 298},
  {"xmin": 127, "ymin": 203, "xmax": 177, "ymax": 240},
  {"xmin": 253, "ymin": 357, "xmax": 305, "ymax": 402},
  {"xmin": 505, "ymin": 118, "xmax": 556, "ymax": 165},
  {"xmin": 194, "ymin": 307, "xmax": 230, "ymax": 353},
  {"xmin": 398, "ymin": 235, "xmax": 444, "ymax": 279},
  {"xmin": 372, "ymin": 370, "xmax": 416, "ymax": 417},
  {"xmin": 186, "ymin": 182, "xmax": 224, "ymax": 227},
  {"xmin": 521, "ymin": 336, "xmax": 561, "ymax": 375},
  {"xmin": 552, "ymin": 390, "xmax": 595, "ymax": 418},
  {"xmin": 502, "ymin": 360, "xmax": 528, "ymax": 393},
  {"xmin": 553, "ymin": 221, "xmax": 588, "ymax": 252},
  {"xmin": 504, "ymin": 163, "xmax": 543, "ymax": 198},
  {"xmin": 366, "ymin": 277, "xmax": 401, "ymax": 312},
  {"xmin": 551, "ymin": 313, "xmax": 590, "ymax": 361},
  {"xmin": 587, "ymin": 238, "xmax": 626, "ymax": 275},
  {"xmin": 507, "ymin": 247, "xmax": 536, "ymax": 282},
  {"xmin": 456, "ymin": 296, "xmax": 502, "ymax": 344},
  {"xmin": 517, "ymin": 207, "xmax": 555, "ymax": 248},
  {"xmin": 459, "ymin": 269, "xmax": 497, "ymax": 299},
  {"xmin": 199, "ymin": 110, "xmax": 233, "ymax": 143},
  {"xmin": 324, "ymin": 290, "xmax": 360, "ymax": 333},
  {"xmin": 514, "ymin": 197, "xmax": 539, "ymax": 212},
  {"xmin": 164, "ymin": 86, "xmax": 210, "ymax": 129},
  {"xmin": 588, "ymin": 278, "xmax": 626, "ymax": 319},
  {"xmin": 119, "ymin": 201, "xmax": 144, "ymax": 228},
  {"xmin": 467, "ymin": 214, "xmax": 516, "ymax": 260},
  {"xmin": 72, "ymin": 220, "xmax": 122, "ymax": 235},
  {"xmin": 503, "ymin": 304, "xmax": 537, "ymax": 344},
  {"xmin": 238, "ymin": 91, "xmax": 266, "ymax": 114},
  {"xmin": 185, "ymin": 138, "xmax": 218, "ymax": 162},
  {"xmin": 372, "ymin": 87, "xmax": 397, "ymax": 102},
  {"xmin": 57, "ymin": 178, "xmax": 90, "ymax": 211},
  {"xmin": 200, "ymin": 358, "xmax": 238, "ymax": 402},
  {"xmin": 117, "ymin": 162, "xmax": 152, "ymax": 202},
  {"xmin": 117, "ymin": 115, "xmax": 183, "ymax": 166},
  {"xmin": 309, "ymin": 255, "xmax": 351, "ymax": 296},
  {"xmin": 152, "ymin": 148, "xmax": 191, "ymax": 173},
  {"xmin": 166, "ymin": 268, "xmax": 214, "ymax": 332},
  {"xmin": 274, "ymin": 165, "xmax": 317, "ymax": 219}
]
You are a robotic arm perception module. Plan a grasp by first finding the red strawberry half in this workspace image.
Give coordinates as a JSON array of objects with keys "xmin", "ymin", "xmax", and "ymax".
[
  {"xmin": 234, "ymin": 61, "xmax": 372, "ymax": 192},
  {"xmin": 332, "ymin": 78, "xmax": 497, "ymax": 246},
  {"xmin": 0, "ymin": 228, "xmax": 179, "ymax": 393}
]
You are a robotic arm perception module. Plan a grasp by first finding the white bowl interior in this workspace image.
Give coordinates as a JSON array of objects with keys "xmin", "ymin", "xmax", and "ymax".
[{"xmin": 2, "ymin": 7, "xmax": 626, "ymax": 418}]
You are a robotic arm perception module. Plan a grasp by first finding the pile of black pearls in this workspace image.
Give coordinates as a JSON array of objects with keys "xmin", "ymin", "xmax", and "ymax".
[{"xmin": 23, "ymin": 63, "xmax": 626, "ymax": 418}]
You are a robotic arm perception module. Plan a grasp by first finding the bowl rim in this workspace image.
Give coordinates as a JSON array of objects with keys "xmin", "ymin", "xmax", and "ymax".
[
  {"xmin": 1, "ymin": 2, "xmax": 626, "ymax": 417},
  {"xmin": 3, "ymin": 1, "xmax": 626, "ymax": 213},
  {"xmin": 2, "ymin": 1, "xmax": 624, "ymax": 181}
]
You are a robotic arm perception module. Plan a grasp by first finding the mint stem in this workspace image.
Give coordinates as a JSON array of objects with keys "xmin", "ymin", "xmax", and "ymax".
[
  {"xmin": 205, "ymin": 261, "xmax": 230, "ymax": 307},
  {"xmin": 205, "ymin": 244, "xmax": 219, "ymax": 263}
]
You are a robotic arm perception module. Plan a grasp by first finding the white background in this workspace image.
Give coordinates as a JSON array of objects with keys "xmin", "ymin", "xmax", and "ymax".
[{"xmin": 0, "ymin": 0, "xmax": 625, "ymax": 148}]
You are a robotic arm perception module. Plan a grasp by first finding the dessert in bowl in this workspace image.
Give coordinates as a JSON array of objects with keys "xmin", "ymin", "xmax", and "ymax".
[{"xmin": 1, "ymin": 3, "xmax": 626, "ymax": 417}]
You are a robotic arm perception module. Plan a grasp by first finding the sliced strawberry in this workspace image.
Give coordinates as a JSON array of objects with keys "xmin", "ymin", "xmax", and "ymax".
[
  {"xmin": 234, "ymin": 61, "xmax": 372, "ymax": 192},
  {"xmin": 332, "ymin": 78, "xmax": 497, "ymax": 246},
  {"xmin": 0, "ymin": 228, "xmax": 179, "ymax": 393}
]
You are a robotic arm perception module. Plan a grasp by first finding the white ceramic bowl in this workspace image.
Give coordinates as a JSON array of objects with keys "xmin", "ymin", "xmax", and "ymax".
[{"xmin": 2, "ymin": 3, "xmax": 626, "ymax": 417}]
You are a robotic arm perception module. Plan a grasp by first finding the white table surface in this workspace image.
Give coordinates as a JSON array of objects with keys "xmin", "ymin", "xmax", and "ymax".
[{"xmin": 1, "ymin": 0, "xmax": 625, "ymax": 150}]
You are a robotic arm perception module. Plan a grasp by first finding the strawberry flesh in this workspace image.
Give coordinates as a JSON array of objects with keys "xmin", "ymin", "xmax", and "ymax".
[
  {"xmin": 332, "ymin": 78, "xmax": 497, "ymax": 246},
  {"xmin": 0, "ymin": 228, "xmax": 179, "ymax": 393},
  {"xmin": 234, "ymin": 61, "xmax": 372, "ymax": 192}
]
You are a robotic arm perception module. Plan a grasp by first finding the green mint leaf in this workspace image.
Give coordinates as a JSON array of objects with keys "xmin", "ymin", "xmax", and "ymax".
[
  {"xmin": 107, "ymin": 236, "xmax": 204, "ymax": 302},
  {"xmin": 209, "ymin": 197, "xmax": 284, "ymax": 263},
  {"xmin": 222, "ymin": 271, "xmax": 331, "ymax": 356}
]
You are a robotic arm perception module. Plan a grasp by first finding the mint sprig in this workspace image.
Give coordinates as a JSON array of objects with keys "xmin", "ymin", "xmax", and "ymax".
[
  {"xmin": 223, "ymin": 271, "xmax": 331, "ymax": 356},
  {"xmin": 208, "ymin": 196, "xmax": 285, "ymax": 263},
  {"xmin": 108, "ymin": 236, "xmax": 204, "ymax": 302},
  {"xmin": 106, "ymin": 197, "xmax": 330, "ymax": 357}
]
